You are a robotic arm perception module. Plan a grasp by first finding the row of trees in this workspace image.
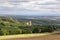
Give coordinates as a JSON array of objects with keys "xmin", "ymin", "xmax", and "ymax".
[{"xmin": 0, "ymin": 25, "xmax": 56, "ymax": 36}]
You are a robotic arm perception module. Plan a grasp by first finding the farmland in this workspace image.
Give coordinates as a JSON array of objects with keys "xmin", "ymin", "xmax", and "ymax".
[
  {"xmin": 5, "ymin": 33, "xmax": 60, "ymax": 40},
  {"xmin": 0, "ymin": 33, "xmax": 52, "ymax": 40}
]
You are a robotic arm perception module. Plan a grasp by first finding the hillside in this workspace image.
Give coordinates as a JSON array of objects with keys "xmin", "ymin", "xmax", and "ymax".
[
  {"xmin": 0, "ymin": 17, "xmax": 56, "ymax": 36},
  {"xmin": 0, "ymin": 17, "xmax": 20, "ymax": 27}
]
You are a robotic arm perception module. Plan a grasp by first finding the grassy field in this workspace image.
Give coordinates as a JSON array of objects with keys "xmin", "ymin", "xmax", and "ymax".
[
  {"xmin": 8, "ymin": 33, "xmax": 60, "ymax": 40},
  {"xmin": 0, "ymin": 33, "xmax": 53, "ymax": 40}
]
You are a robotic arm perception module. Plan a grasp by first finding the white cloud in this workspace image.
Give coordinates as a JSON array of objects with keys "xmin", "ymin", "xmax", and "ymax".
[
  {"xmin": 18, "ymin": 0, "xmax": 60, "ymax": 13},
  {"xmin": 1, "ymin": 3, "xmax": 14, "ymax": 8},
  {"xmin": 0, "ymin": 0, "xmax": 60, "ymax": 14}
]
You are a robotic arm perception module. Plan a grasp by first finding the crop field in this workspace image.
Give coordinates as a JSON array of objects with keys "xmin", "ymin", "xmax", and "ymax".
[
  {"xmin": 0, "ymin": 33, "xmax": 52, "ymax": 40},
  {"xmin": 6, "ymin": 33, "xmax": 60, "ymax": 40}
]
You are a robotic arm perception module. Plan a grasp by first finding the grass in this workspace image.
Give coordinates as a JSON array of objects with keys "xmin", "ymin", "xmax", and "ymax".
[{"xmin": 0, "ymin": 33, "xmax": 53, "ymax": 40}]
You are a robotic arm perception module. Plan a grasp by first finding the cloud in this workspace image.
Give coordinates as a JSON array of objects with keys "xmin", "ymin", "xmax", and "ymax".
[{"xmin": 0, "ymin": 0, "xmax": 60, "ymax": 15}]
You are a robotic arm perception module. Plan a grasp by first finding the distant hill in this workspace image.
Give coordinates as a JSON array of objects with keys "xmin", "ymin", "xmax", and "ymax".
[
  {"xmin": 0, "ymin": 15, "xmax": 60, "ymax": 28},
  {"xmin": 8, "ymin": 15, "xmax": 60, "ymax": 25}
]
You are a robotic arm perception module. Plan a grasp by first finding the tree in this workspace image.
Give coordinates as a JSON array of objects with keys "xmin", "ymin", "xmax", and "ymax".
[
  {"xmin": 1, "ymin": 28, "xmax": 9, "ymax": 35},
  {"xmin": 32, "ymin": 28, "xmax": 41, "ymax": 33},
  {"xmin": 22, "ymin": 29, "xmax": 32, "ymax": 34},
  {"xmin": 8, "ymin": 28, "xmax": 22, "ymax": 35},
  {"xmin": 0, "ymin": 29, "xmax": 4, "ymax": 35}
]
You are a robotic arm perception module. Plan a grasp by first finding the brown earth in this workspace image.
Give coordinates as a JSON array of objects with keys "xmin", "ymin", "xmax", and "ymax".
[{"xmin": 6, "ymin": 33, "xmax": 60, "ymax": 40}]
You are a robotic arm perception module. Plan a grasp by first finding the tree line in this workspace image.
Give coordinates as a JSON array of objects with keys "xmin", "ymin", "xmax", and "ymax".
[
  {"xmin": 0, "ymin": 25, "xmax": 56, "ymax": 36},
  {"xmin": 0, "ymin": 17, "xmax": 56, "ymax": 36}
]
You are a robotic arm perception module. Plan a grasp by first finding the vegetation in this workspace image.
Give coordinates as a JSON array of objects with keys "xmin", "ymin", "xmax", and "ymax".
[{"xmin": 0, "ymin": 17, "xmax": 56, "ymax": 36}]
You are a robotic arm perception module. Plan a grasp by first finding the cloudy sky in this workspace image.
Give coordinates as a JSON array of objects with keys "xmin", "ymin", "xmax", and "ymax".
[{"xmin": 0, "ymin": 0, "xmax": 60, "ymax": 16}]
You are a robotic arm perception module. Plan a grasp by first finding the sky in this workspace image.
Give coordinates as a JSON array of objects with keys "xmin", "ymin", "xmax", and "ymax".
[{"xmin": 0, "ymin": 0, "xmax": 60, "ymax": 16}]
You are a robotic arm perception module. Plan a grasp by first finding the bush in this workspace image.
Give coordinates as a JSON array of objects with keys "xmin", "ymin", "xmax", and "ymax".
[
  {"xmin": 0, "ymin": 28, "xmax": 9, "ymax": 35},
  {"xmin": 32, "ymin": 28, "xmax": 41, "ymax": 33},
  {"xmin": 0, "ymin": 30, "xmax": 4, "ymax": 36},
  {"xmin": 8, "ymin": 28, "xmax": 22, "ymax": 35},
  {"xmin": 22, "ymin": 29, "xmax": 32, "ymax": 34}
]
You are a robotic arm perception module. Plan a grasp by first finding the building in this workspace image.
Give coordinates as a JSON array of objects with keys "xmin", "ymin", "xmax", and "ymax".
[{"xmin": 26, "ymin": 21, "xmax": 32, "ymax": 26}]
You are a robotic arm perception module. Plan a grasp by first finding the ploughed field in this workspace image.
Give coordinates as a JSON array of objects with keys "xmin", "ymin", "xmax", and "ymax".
[{"xmin": 6, "ymin": 33, "xmax": 60, "ymax": 40}]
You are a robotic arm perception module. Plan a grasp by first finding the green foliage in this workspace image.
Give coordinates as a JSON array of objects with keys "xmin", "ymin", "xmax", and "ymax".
[
  {"xmin": 0, "ymin": 17, "xmax": 56, "ymax": 36},
  {"xmin": 32, "ymin": 28, "xmax": 41, "ymax": 33},
  {"xmin": 0, "ymin": 29, "xmax": 4, "ymax": 36},
  {"xmin": 0, "ymin": 28, "xmax": 9, "ymax": 35},
  {"xmin": 0, "ymin": 17, "xmax": 21, "ymax": 27},
  {"xmin": 9, "ymin": 28, "xmax": 22, "ymax": 35},
  {"xmin": 22, "ymin": 29, "xmax": 32, "ymax": 34}
]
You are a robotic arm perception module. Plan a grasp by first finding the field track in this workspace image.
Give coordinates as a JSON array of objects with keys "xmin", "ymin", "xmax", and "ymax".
[{"xmin": 6, "ymin": 33, "xmax": 60, "ymax": 40}]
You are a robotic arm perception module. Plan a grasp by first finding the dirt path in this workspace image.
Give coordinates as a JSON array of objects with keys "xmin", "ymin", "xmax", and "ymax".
[{"xmin": 6, "ymin": 34, "xmax": 60, "ymax": 40}]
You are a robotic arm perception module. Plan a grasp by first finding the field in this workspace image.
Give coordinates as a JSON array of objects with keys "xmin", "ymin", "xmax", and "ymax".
[
  {"xmin": 0, "ymin": 31, "xmax": 59, "ymax": 40},
  {"xmin": 0, "ymin": 32, "xmax": 60, "ymax": 40},
  {"xmin": 0, "ymin": 33, "xmax": 52, "ymax": 40},
  {"xmin": 7, "ymin": 33, "xmax": 60, "ymax": 40}
]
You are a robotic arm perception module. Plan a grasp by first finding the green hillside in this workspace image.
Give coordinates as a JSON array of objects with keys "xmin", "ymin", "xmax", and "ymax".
[
  {"xmin": 0, "ymin": 17, "xmax": 56, "ymax": 36},
  {"xmin": 0, "ymin": 17, "xmax": 20, "ymax": 27}
]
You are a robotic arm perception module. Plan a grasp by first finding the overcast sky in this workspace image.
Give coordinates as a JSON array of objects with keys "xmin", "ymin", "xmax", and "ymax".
[{"xmin": 0, "ymin": 0, "xmax": 60, "ymax": 16}]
